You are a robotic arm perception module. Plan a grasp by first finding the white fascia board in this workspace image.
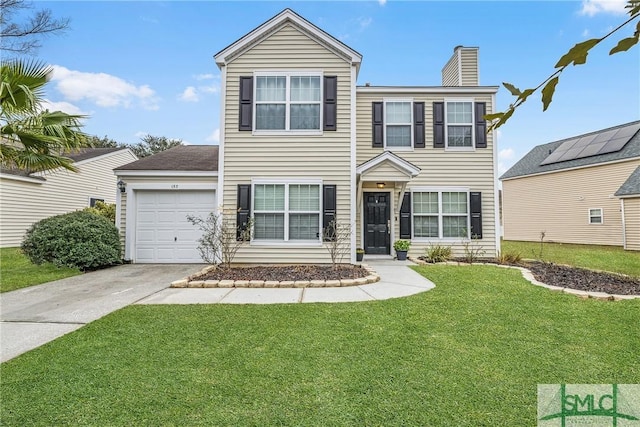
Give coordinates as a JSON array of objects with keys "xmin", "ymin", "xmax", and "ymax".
[
  {"xmin": 356, "ymin": 152, "xmax": 421, "ymax": 177},
  {"xmin": 357, "ymin": 86, "xmax": 499, "ymax": 94},
  {"xmin": 214, "ymin": 9, "xmax": 362, "ymax": 70},
  {"xmin": 500, "ymin": 157, "xmax": 640, "ymax": 181},
  {"xmin": 0, "ymin": 173, "xmax": 45, "ymax": 184},
  {"xmin": 73, "ymin": 148, "xmax": 137, "ymax": 167},
  {"xmin": 114, "ymin": 171, "xmax": 218, "ymax": 177}
]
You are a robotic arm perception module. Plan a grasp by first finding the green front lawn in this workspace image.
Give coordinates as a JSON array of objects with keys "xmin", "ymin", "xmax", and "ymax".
[
  {"xmin": 0, "ymin": 247, "xmax": 81, "ymax": 293},
  {"xmin": 2, "ymin": 265, "xmax": 638, "ymax": 426},
  {"xmin": 502, "ymin": 240, "xmax": 640, "ymax": 277}
]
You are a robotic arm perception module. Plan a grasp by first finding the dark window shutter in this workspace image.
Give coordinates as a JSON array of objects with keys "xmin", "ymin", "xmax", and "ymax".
[
  {"xmin": 470, "ymin": 191, "xmax": 482, "ymax": 239},
  {"xmin": 239, "ymin": 76, "xmax": 253, "ymax": 131},
  {"xmin": 237, "ymin": 184, "xmax": 251, "ymax": 240},
  {"xmin": 372, "ymin": 102, "xmax": 384, "ymax": 148},
  {"xmin": 322, "ymin": 185, "xmax": 337, "ymax": 241},
  {"xmin": 400, "ymin": 192, "xmax": 411, "ymax": 239},
  {"xmin": 323, "ymin": 76, "xmax": 337, "ymax": 131},
  {"xmin": 413, "ymin": 102, "xmax": 425, "ymax": 148},
  {"xmin": 475, "ymin": 102, "xmax": 487, "ymax": 148},
  {"xmin": 433, "ymin": 102, "xmax": 445, "ymax": 148}
]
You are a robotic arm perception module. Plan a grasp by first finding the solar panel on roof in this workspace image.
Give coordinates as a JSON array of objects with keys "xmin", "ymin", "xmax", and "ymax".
[{"xmin": 540, "ymin": 122, "xmax": 640, "ymax": 166}]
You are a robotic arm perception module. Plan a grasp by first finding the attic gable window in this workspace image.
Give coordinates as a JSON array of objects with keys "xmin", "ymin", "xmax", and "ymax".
[{"xmin": 254, "ymin": 73, "xmax": 322, "ymax": 131}]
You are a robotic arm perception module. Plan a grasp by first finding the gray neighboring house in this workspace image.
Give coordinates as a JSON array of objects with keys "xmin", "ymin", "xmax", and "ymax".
[
  {"xmin": 114, "ymin": 145, "xmax": 218, "ymax": 263},
  {"xmin": 500, "ymin": 121, "xmax": 640, "ymax": 250},
  {"xmin": 0, "ymin": 147, "xmax": 138, "ymax": 247},
  {"xmin": 615, "ymin": 165, "xmax": 640, "ymax": 250}
]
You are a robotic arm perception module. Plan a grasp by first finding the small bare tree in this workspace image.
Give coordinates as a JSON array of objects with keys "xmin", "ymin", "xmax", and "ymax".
[
  {"xmin": 187, "ymin": 209, "xmax": 251, "ymax": 269},
  {"xmin": 323, "ymin": 219, "xmax": 352, "ymax": 270}
]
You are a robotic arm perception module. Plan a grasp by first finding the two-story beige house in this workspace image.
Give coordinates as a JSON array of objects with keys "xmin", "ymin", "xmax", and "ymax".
[{"xmin": 115, "ymin": 9, "xmax": 499, "ymax": 263}]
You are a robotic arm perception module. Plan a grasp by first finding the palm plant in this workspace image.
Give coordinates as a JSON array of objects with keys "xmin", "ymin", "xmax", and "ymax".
[{"xmin": 1, "ymin": 59, "xmax": 87, "ymax": 172}]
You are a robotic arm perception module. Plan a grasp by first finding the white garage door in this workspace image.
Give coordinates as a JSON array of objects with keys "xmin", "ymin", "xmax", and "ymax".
[{"xmin": 135, "ymin": 190, "xmax": 216, "ymax": 263}]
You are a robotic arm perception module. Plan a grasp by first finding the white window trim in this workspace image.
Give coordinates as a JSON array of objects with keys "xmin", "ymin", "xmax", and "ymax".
[
  {"xmin": 410, "ymin": 187, "xmax": 471, "ymax": 241},
  {"xmin": 253, "ymin": 71, "xmax": 323, "ymax": 135},
  {"xmin": 588, "ymin": 207, "xmax": 604, "ymax": 225},
  {"xmin": 444, "ymin": 98, "xmax": 475, "ymax": 152},
  {"xmin": 250, "ymin": 178, "xmax": 323, "ymax": 245},
  {"xmin": 383, "ymin": 98, "xmax": 414, "ymax": 152}
]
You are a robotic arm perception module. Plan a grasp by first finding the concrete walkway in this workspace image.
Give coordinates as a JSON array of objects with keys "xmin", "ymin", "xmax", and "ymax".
[
  {"xmin": 1, "ymin": 260, "xmax": 434, "ymax": 362},
  {"xmin": 137, "ymin": 259, "xmax": 435, "ymax": 305}
]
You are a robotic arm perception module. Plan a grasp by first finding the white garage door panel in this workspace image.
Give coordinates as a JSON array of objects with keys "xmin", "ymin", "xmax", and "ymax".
[{"xmin": 135, "ymin": 190, "xmax": 215, "ymax": 263}]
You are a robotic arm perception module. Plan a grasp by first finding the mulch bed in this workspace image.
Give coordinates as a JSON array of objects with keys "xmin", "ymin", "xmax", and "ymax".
[
  {"xmin": 195, "ymin": 265, "xmax": 369, "ymax": 282},
  {"xmin": 524, "ymin": 262, "xmax": 640, "ymax": 296}
]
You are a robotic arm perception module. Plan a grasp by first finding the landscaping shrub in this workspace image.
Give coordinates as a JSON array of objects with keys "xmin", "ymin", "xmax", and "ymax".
[
  {"xmin": 496, "ymin": 250, "xmax": 523, "ymax": 265},
  {"xmin": 21, "ymin": 211, "xmax": 121, "ymax": 270},
  {"xmin": 83, "ymin": 201, "xmax": 116, "ymax": 223},
  {"xmin": 424, "ymin": 244, "xmax": 452, "ymax": 263}
]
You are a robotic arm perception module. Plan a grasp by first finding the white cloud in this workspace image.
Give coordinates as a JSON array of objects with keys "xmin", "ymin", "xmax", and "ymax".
[
  {"xmin": 179, "ymin": 86, "xmax": 199, "ymax": 102},
  {"xmin": 358, "ymin": 17, "xmax": 373, "ymax": 30},
  {"xmin": 378, "ymin": 0, "xmax": 387, "ymax": 5},
  {"xmin": 206, "ymin": 129, "xmax": 220, "ymax": 143},
  {"xmin": 50, "ymin": 65, "xmax": 160, "ymax": 110},
  {"xmin": 582, "ymin": 29, "xmax": 590, "ymax": 37},
  {"xmin": 498, "ymin": 147, "xmax": 516, "ymax": 176},
  {"xmin": 194, "ymin": 73, "xmax": 215, "ymax": 81},
  {"xmin": 580, "ymin": 0, "xmax": 628, "ymax": 16},
  {"xmin": 199, "ymin": 83, "xmax": 220, "ymax": 94},
  {"xmin": 40, "ymin": 99, "xmax": 88, "ymax": 116}
]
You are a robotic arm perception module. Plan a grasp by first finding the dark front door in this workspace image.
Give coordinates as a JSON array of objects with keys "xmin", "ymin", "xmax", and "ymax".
[{"xmin": 364, "ymin": 192, "xmax": 390, "ymax": 254}]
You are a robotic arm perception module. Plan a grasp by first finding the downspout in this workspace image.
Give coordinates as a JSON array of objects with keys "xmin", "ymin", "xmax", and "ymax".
[{"xmin": 620, "ymin": 199, "xmax": 626, "ymax": 249}]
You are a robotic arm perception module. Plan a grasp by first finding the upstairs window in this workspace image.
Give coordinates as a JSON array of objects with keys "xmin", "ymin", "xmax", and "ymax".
[
  {"xmin": 589, "ymin": 208, "xmax": 603, "ymax": 224},
  {"xmin": 385, "ymin": 101, "xmax": 412, "ymax": 148},
  {"xmin": 254, "ymin": 74, "xmax": 321, "ymax": 131},
  {"xmin": 446, "ymin": 101, "xmax": 473, "ymax": 148}
]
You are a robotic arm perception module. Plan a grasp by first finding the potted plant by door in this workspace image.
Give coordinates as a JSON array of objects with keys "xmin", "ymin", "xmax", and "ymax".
[
  {"xmin": 356, "ymin": 248, "xmax": 364, "ymax": 262},
  {"xmin": 393, "ymin": 240, "xmax": 411, "ymax": 261}
]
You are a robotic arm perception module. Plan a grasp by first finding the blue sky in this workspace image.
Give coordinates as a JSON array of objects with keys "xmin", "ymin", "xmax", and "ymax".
[{"xmin": 27, "ymin": 0, "xmax": 640, "ymax": 175}]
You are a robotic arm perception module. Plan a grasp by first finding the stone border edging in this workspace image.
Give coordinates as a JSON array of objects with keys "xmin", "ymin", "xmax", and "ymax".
[
  {"xmin": 170, "ymin": 264, "xmax": 380, "ymax": 289},
  {"xmin": 409, "ymin": 258, "xmax": 640, "ymax": 302}
]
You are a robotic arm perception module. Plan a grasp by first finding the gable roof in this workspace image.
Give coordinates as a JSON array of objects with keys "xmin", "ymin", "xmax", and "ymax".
[
  {"xmin": 356, "ymin": 151, "xmax": 421, "ymax": 177},
  {"xmin": 214, "ymin": 9, "xmax": 362, "ymax": 73},
  {"xmin": 1, "ymin": 147, "xmax": 130, "ymax": 179},
  {"xmin": 114, "ymin": 145, "xmax": 218, "ymax": 172},
  {"xmin": 615, "ymin": 166, "xmax": 640, "ymax": 197},
  {"xmin": 501, "ymin": 121, "xmax": 640, "ymax": 180}
]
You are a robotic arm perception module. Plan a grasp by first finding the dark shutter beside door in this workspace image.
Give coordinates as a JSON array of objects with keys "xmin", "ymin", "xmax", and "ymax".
[
  {"xmin": 323, "ymin": 185, "xmax": 337, "ymax": 241},
  {"xmin": 413, "ymin": 102, "xmax": 425, "ymax": 148},
  {"xmin": 474, "ymin": 102, "xmax": 487, "ymax": 148},
  {"xmin": 372, "ymin": 102, "xmax": 384, "ymax": 148},
  {"xmin": 323, "ymin": 76, "xmax": 337, "ymax": 131},
  {"xmin": 433, "ymin": 102, "xmax": 445, "ymax": 148},
  {"xmin": 237, "ymin": 184, "xmax": 251, "ymax": 240},
  {"xmin": 469, "ymin": 191, "xmax": 482, "ymax": 239},
  {"xmin": 239, "ymin": 77, "xmax": 253, "ymax": 131},
  {"xmin": 399, "ymin": 192, "xmax": 411, "ymax": 239}
]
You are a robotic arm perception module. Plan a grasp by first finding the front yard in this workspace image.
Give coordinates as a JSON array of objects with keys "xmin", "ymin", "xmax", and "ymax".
[
  {"xmin": 2, "ymin": 264, "xmax": 638, "ymax": 426},
  {"xmin": 0, "ymin": 247, "xmax": 80, "ymax": 293}
]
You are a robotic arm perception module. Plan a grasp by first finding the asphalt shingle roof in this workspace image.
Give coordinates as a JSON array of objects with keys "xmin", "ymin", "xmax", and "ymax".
[
  {"xmin": 500, "ymin": 121, "xmax": 640, "ymax": 180},
  {"xmin": 615, "ymin": 166, "xmax": 640, "ymax": 197},
  {"xmin": 114, "ymin": 145, "xmax": 218, "ymax": 171}
]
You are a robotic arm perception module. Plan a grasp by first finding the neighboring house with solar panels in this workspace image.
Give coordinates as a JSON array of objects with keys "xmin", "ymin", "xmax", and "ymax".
[
  {"xmin": 500, "ymin": 121, "xmax": 640, "ymax": 250},
  {"xmin": 0, "ymin": 147, "xmax": 138, "ymax": 248}
]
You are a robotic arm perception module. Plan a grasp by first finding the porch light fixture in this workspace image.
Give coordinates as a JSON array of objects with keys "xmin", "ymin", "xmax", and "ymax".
[
  {"xmin": 376, "ymin": 182, "xmax": 385, "ymax": 189},
  {"xmin": 117, "ymin": 180, "xmax": 126, "ymax": 193}
]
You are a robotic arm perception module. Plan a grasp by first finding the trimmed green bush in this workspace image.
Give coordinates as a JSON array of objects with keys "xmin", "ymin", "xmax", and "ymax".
[
  {"xmin": 21, "ymin": 211, "xmax": 121, "ymax": 270},
  {"xmin": 83, "ymin": 201, "xmax": 116, "ymax": 223}
]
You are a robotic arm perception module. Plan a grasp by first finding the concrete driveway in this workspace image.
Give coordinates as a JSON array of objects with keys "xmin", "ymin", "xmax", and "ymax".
[{"xmin": 0, "ymin": 264, "xmax": 203, "ymax": 363}]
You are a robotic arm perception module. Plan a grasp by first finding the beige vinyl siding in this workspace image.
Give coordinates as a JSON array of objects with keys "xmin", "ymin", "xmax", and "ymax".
[
  {"xmin": 356, "ymin": 91, "xmax": 497, "ymax": 258},
  {"xmin": 502, "ymin": 159, "xmax": 640, "ymax": 246},
  {"xmin": 622, "ymin": 198, "xmax": 640, "ymax": 250},
  {"xmin": 223, "ymin": 23, "xmax": 353, "ymax": 264},
  {"xmin": 362, "ymin": 163, "xmax": 410, "ymax": 182},
  {"xmin": 460, "ymin": 48, "xmax": 479, "ymax": 86},
  {"xmin": 0, "ymin": 150, "xmax": 137, "ymax": 247},
  {"xmin": 441, "ymin": 54, "xmax": 460, "ymax": 86}
]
